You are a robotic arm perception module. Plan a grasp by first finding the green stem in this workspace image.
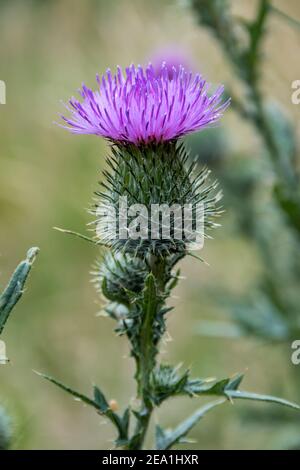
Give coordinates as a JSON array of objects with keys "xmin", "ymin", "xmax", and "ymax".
[
  {"xmin": 131, "ymin": 256, "xmax": 166, "ymax": 450},
  {"xmin": 134, "ymin": 304, "xmax": 155, "ymax": 448}
]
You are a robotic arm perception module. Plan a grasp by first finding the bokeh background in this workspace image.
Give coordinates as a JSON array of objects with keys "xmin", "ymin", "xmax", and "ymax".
[{"xmin": 0, "ymin": 0, "xmax": 300, "ymax": 450}]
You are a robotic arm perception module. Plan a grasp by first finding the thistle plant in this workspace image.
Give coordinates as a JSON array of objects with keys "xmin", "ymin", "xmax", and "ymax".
[{"xmin": 41, "ymin": 63, "xmax": 300, "ymax": 450}]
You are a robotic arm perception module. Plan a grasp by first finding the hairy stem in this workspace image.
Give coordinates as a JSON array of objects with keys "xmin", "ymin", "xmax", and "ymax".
[{"xmin": 132, "ymin": 255, "xmax": 166, "ymax": 450}]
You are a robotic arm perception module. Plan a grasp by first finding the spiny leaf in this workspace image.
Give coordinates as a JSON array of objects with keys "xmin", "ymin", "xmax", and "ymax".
[
  {"xmin": 226, "ymin": 390, "xmax": 300, "ymax": 410},
  {"xmin": 93, "ymin": 386, "xmax": 129, "ymax": 442},
  {"xmin": 121, "ymin": 407, "xmax": 130, "ymax": 436},
  {"xmin": 225, "ymin": 373, "xmax": 244, "ymax": 391},
  {"xmin": 0, "ymin": 247, "xmax": 39, "ymax": 335},
  {"xmin": 156, "ymin": 399, "xmax": 226, "ymax": 450},
  {"xmin": 155, "ymin": 384, "xmax": 300, "ymax": 450},
  {"xmin": 37, "ymin": 372, "xmax": 130, "ymax": 444},
  {"xmin": 36, "ymin": 372, "xmax": 100, "ymax": 410},
  {"xmin": 191, "ymin": 374, "xmax": 300, "ymax": 410},
  {"xmin": 93, "ymin": 385, "xmax": 109, "ymax": 412},
  {"xmin": 170, "ymin": 371, "xmax": 300, "ymax": 412},
  {"xmin": 151, "ymin": 367, "xmax": 244, "ymax": 404}
]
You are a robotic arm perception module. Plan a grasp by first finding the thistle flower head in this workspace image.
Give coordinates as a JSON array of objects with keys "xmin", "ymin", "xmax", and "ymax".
[
  {"xmin": 94, "ymin": 143, "xmax": 223, "ymax": 257},
  {"xmin": 93, "ymin": 252, "xmax": 149, "ymax": 304},
  {"xmin": 60, "ymin": 63, "xmax": 230, "ymax": 145}
]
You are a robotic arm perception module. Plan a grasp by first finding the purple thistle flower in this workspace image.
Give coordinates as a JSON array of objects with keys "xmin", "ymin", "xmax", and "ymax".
[{"xmin": 60, "ymin": 63, "xmax": 230, "ymax": 145}]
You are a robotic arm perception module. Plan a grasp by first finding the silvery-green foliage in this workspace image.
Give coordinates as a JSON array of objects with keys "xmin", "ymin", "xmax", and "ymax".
[
  {"xmin": 0, "ymin": 247, "xmax": 39, "ymax": 346},
  {"xmin": 0, "ymin": 248, "xmax": 38, "ymax": 450},
  {"xmin": 0, "ymin": 406, "xmax": 12, "ymax": 450}
]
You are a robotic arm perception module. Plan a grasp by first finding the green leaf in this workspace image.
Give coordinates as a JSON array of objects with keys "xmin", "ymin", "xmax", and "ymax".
[
  {"xmin": 36, "ymin": 372, "xmax": 100, "ymax": 410},
  {"xmin": 93, "ymin": 385, "xmax": 109, "ymax": 412},
  {"xmin": 181, "ymin": 375, "xmax": 238, "ymax": 396},
  {"xmin": 37, "ymin": 372, "xmax": 130, "ymax": 445},
  {"xmin": 156, "ymin": 399, "xmax": 226, "ymax": 450},
  {"xmin": 127, "ymin": 433, "xmax": 142, "ymax": 451},
  {"xmin": 155, "ymin": 425, "xmax": 166, "ymax": 449},
  {"xmin": 180, "ymin": 373, "xmax": 300, "ymax": 412},
  {"xmin": 225, "ymin": 373, "xmax": 244, "ymax": 391},
  {"xmin": 154, "ymin": 375, "xmax": 300, "ymax": 449},
  {"xmin": 0, "ymin": 247, "xmax": 39, "ymax": 335},
  {"xmin": 121, "ymin": 407, "xmax": 130, "ymax": 436},
  {"xmin": 226, "ymin": 390, "xmax": 300, "ymax": 411}
]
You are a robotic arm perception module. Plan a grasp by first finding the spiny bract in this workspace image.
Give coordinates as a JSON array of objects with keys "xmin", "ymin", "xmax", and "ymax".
[{"xmin": 94, "ymin": 142, "xmax": 223, "ymax": 257}]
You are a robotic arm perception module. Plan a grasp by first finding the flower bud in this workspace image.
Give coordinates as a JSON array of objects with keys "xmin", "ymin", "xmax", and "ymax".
[{"xmin": 94, "ymin": 252, "xmax": 149, "ymax": 304}]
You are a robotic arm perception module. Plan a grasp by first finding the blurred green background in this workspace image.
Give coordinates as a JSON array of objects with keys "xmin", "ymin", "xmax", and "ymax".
[{"xmin": 0, "ymin": 0, "xmax": 300, "ymax": 449}]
